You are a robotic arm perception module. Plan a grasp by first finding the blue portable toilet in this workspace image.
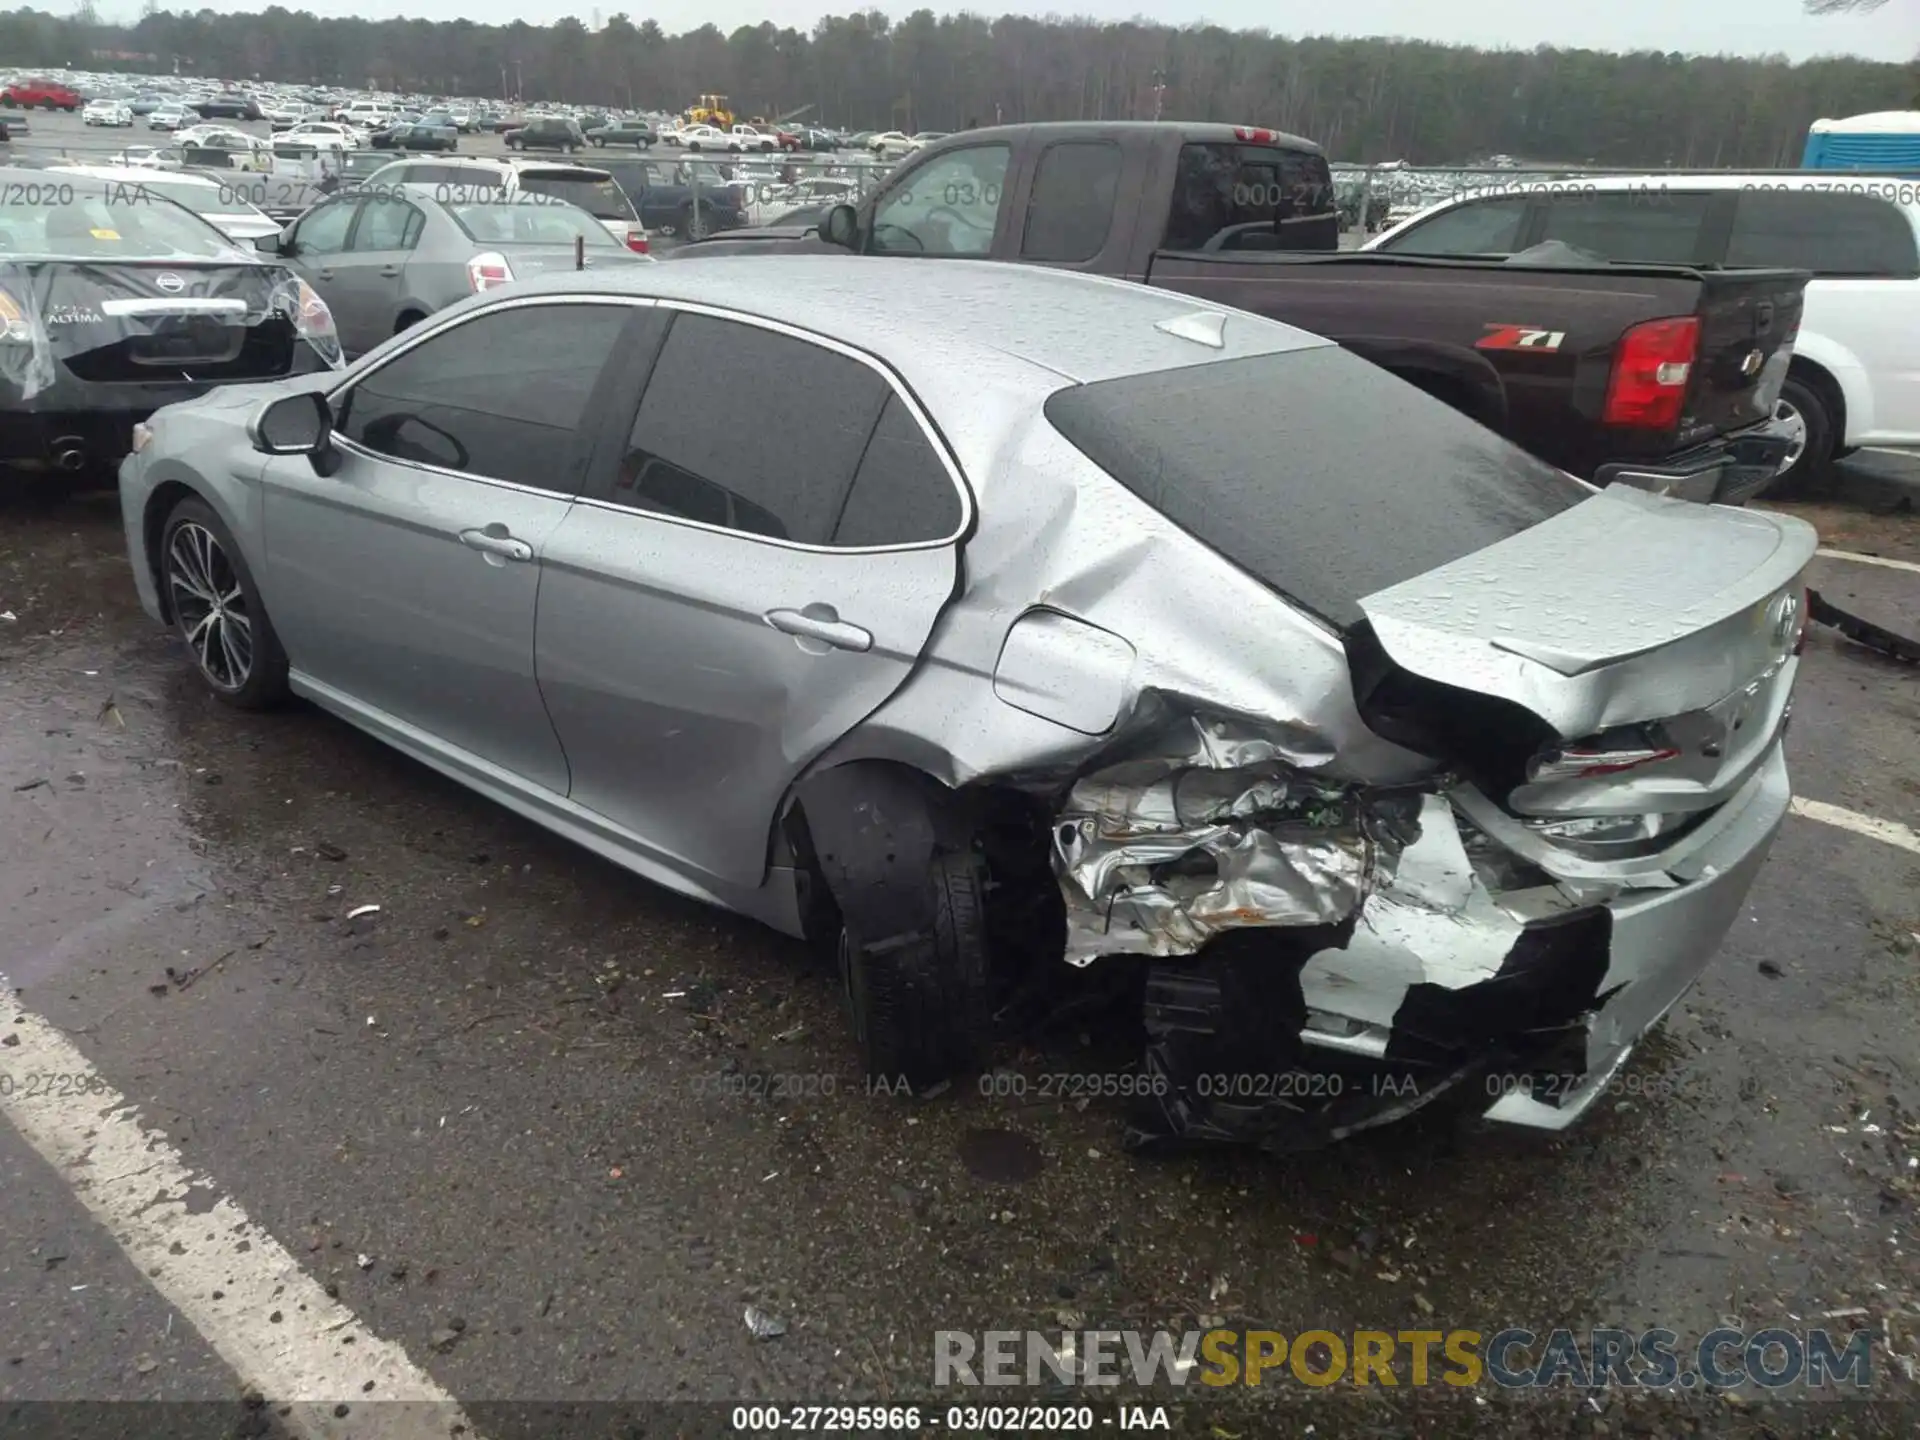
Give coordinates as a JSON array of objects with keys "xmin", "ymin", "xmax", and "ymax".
[{"xmin": 1802, "ymin": 111, "xmax": 1920, "ymax": 171}]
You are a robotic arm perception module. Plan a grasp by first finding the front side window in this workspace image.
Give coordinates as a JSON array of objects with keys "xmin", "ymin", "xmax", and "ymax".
[
  {"xmin": 1728, "ymin": 191, "xmax": 1919, "ymax": 277},
  {"xmin": 869, "ymin": 145, "xmax": 1010, "ymax": 256},
  {"xmin": 292, "ymin": 198, "xmax": 358, "ymax": 255},
  {"xmin": 336, "ymin": 303, "xmax": 629, "ymax": 492},
  {"xmin": 614, "ymin": 313, "xmax": 889, "ymax": 543},
  {"xmin": 1378, "ymin": 196, "xmax": 1530, "ymax": 256},
  {"xmin": 1020, "ymin": 141, "xmax": 1122, "ymax": 263}
]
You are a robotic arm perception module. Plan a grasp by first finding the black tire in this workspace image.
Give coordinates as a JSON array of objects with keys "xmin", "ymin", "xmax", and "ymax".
[
  {"xmin": 680, "ymin": 204, "xmax": 709, "ymax": 241},
  {"xmin": 1769, "ymin": 372, "xmax": 1840, "ymax": 499},
  {"xmin": 841, "ymin": 851, "xmax": 993, "ymax": 1091},
  {"xmin": 159, "ymin": 496, "xmax": 290, "ymax": 711},
  {"xmin": 394, "ymin": 310, "xmax": 425, "ymax": 334}
]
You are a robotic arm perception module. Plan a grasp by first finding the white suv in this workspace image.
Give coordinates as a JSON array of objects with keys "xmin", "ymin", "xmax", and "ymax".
[
  {"xmin": 360, "ymin": 156, "xmax": 650, "ymax": 252},
  {"xmin": 1367, "ymin": 174, "xmax": 1920, "ymax": 493}
]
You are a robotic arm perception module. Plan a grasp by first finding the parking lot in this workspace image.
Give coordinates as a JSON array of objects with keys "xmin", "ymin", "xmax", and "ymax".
[{"xmin": 1, "ymin": 374, "xmax": 1916, "ymax": 1440}]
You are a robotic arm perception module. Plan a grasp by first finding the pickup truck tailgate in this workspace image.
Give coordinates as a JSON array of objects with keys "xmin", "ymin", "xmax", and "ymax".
[{"xmin": 1673, "ymin": 268, "xmax": 1802, "ymax": 449}]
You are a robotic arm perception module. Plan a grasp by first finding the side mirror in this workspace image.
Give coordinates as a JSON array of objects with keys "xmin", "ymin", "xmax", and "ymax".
[
  {"xmin": 254, "ymin": 231, "xmax": 284, "ymax": 255},
  {"xmin": 249, "ymin": 390, "xmax": 333, "ymax": 457},
  {"xmin": 821, "ymin": 203, "xmax": 859, "ymax": 250}
]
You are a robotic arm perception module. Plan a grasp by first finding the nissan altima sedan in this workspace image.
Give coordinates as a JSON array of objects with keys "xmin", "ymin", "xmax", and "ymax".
[
  {"xmin": 253, "ymin": 183, "xmax": 651, "ymax": 357},
  {"xmin": 119, "ymin": 256, "xmax": 1814, "ymax": 1151}
]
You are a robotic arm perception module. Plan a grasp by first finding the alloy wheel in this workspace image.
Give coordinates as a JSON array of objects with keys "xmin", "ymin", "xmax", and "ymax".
[
  {"xmin": 1774, "ymin": 398, "xmax": 1808, "ymax": 469},
  {"xmin": 166, "ymin": 522, "xmax": 253, "ymax": 691}
]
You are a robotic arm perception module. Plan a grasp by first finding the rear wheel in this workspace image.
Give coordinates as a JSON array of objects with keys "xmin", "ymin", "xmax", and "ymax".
[
  {"xmin": 680, "ymin": 204, "xmax": 709, "ymax": 241},
  {"xmin": 160, "ymin": 497, "xmax": 289, "ymax": 710},
  {"xmin": 841, "ymin": 851, "xmax": 993, "ymax": 1091},
  {"xmin": 1768, "ymin": 373, "xmax": 1840, "ymax": 499},
  {"xmin": 395, "ymin": 310, "xmax": 426, "ymax": 334}
]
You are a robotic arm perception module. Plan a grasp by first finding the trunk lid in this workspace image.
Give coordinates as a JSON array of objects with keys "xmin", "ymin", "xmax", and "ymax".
[
  {"xmin": 15, "ymin": 260, "xmax": 304, "ymax": 385},
  {"xmin": 1351, "ymin": 485, "xmax": 1816, "ymax": 817},
  {"xmin": 1669, "ymin": 267, "xmax": 1804, "ymax": 448}
]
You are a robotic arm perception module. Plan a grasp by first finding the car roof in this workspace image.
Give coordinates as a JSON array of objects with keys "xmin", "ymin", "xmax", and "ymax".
[{"xmin": 500, "ymin": 254, "xmax": 1329, "ymax": 388}]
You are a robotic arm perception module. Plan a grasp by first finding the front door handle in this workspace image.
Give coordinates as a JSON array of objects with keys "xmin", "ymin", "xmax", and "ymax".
[
  {"xmin": 765, "ymin": 607, "xmax": 872, "ymax": 653},
  {"xmin": 460, "ymin": 527, "xmax": 534, "ymax": 563},
  {"xmin": 379, "ymin": 265, "xmax": 401, "ymax": 277},
  {"xmin": 315, "ymin": 268, "xmax": 334, "ymax": 280}
]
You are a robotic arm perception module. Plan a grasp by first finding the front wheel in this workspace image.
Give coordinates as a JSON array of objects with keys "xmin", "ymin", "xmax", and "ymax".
[
  {"xmin": 680, "ymin": 205, "xmax": 709, "ymax": 241},
  {"xmin": 841, "ymin": 851, "xmax": 993, "ymax": 1091},
  {"xmin": 160, "ymin": 497, "xmax": 289, "ymax": 710}
]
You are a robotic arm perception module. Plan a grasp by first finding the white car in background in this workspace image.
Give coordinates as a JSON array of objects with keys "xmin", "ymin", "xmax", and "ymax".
[
  {"xmin": 1366, "ymin": 172, "xmax": 1920, "ymax": 493},
  {"xmin": 905, "ymin": 132, "xmax": 948, "ymax": 152},
  {"xmin": 47, "ymin": 163, "xmax": 283, "ymax": 245},
  {"xmin": 83, "ymin": 98, "xmax": 134, "ymax": 127},
  {"xmin": 677, "ymin": 124, "xmax": 738, "ymax": 152},
  {"xmin": 868, "ymin": 131, "xmax": 912, "ymax": 159},
  {"xmin": 146, "ymin": 103, "xmax": 194, "ymax": 131},
  {"xmin": 276, "ymin": 119, "xmax": 364, "ymax": 151}
]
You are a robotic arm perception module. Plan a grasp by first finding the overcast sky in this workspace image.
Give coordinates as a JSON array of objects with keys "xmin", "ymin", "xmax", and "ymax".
[{"xmin": 125, "ymin": 0, "xmax": 1920, "ymax": 64}]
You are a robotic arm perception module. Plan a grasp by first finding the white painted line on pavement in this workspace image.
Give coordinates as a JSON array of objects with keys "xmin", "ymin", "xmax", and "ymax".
[
  {"xmin": 0, "ymin": 972, "xmax": 480, "ymax": 1440},
  {"xmin": 1789, "ymin": 798, "xmax": 1920, "ymax": 857},
  {"xmin": 1816, "ymin": 547, "xmax": 1920, "ymax": 576}
]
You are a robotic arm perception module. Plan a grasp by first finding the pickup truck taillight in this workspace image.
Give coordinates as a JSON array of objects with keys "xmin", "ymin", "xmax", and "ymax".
[{"xmin": 1603, "ymin": 316, "xmax": 1699, "ymax": 430}]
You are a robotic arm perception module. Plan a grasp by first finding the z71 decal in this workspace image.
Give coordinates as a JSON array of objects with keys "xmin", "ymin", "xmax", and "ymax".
[{"xmin": 1477, "ymin": 324, "xmax": 1566, "ymax": 351}]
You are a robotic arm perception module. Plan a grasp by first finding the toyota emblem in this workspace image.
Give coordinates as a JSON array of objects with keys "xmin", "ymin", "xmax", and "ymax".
[{"xmin": 155, "ymin": 272, "xmax": 185, "ymax": 294}]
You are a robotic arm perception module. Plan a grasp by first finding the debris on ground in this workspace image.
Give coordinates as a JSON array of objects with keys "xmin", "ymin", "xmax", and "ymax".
[
  {"xmin": 346, "ymin": 904, "xmax": 381, "ymax": 921},
  {"xmin": 316, "ymin": 842, "xmax": 348, "ymax": 862},
  {"xmin": 1810, "ymin": 589, "xmax": 1920, "ymax": 664},
  {"xmin": 744, "ymin": 1304, "xmax": 788, "ymax": 1339}
]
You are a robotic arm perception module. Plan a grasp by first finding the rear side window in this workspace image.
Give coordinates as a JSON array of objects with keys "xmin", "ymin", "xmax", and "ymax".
[
  {"xmin": 1535, "ymin": 192, "xmax": 1716, "ymax": 264},
  {"xmin": 832, "ymin": 395, "xmax": 963, "ymax": 547},
  {"xmin": 1728, "ymin": 191, "xmax": 1919, "ymax": 277},
  {"xmin": 1043, "ymin": 348, "xmax": 1589, "ymax": 630},
  {"xmin": 1379, "ymin": 196, "xmax": 1529, "ymax": 255},
  {"xmin": 616, "ymin": 313, "xmax": 888, "ymax": 544},
  {"xmin": 1162, "ymin": 142, "xmax": 1337, "ymax": 252},
  {"xmin": 1020, "ymin": 141, "xmax": 1122, "ymax": 263}
]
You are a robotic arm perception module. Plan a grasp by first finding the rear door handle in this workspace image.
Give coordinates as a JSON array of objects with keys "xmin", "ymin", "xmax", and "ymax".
[
  {"xmin": 315, "ymin": 268, "xmax": 334, "ymax": 280},
  {"xmin": 379, "ymin": 265, "xmax": 401, "ymax": 277},
  {"xmin": 764, "ymin": 608, "xmax": 872, "ymax": 652},
  {"xmin": 460, "ymin": 527, "xmax": 534, "ymax": 562}
]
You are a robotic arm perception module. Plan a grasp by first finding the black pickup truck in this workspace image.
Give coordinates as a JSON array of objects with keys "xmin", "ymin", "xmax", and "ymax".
[{"xmin": 679, "ymin": 121, "xmax": 1806, "ymax": 502}]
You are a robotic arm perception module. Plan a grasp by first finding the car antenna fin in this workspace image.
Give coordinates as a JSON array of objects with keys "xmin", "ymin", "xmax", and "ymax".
[{"xmin": 1154, "ymin": 309, "xmax": 1226, "ymax": 348}]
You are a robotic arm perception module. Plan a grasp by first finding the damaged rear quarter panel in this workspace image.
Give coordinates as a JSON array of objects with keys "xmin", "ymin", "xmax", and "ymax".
[{"xmin": 805, "ymin": 413, "xmax": 1437, "ymax": 792}]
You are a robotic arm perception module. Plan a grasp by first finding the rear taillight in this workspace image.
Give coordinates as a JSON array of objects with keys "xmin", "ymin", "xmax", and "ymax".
[
  {"xmin": 626, "ymin": 229, "xmax": 649, "ymax": 254},
  {"xmin": 1527, "ymin": 739, "xmax": 1680, "ymax": 784},
  {"xmin": 0, "ymin": 288, "xmax": 33, "ymax": 343},
  {"xmin": 467, "ymin": 251, "xmax": 514, "ymax": 292},
  {"xmin": 1603, "ymin": 316, "xmax": 1699, "ymax": 431}
]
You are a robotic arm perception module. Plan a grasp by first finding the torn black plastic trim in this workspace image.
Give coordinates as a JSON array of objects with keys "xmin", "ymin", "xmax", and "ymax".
[{"xmin": 1810, "ymin": 588, "xmax": 1920, "ymax": 665}]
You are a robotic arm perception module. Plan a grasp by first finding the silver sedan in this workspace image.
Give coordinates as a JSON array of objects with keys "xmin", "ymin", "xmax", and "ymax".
[
  {"xmin": 118, "ymin": 257, "xmax": 1812, "ymax": 1151},
  {"xmin": 253, "ymin": 182, "xmax": 651, "ymax": 357}
]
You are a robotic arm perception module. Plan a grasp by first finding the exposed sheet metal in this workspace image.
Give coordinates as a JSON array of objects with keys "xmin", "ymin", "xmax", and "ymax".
[{"xmin": 1051, "ymin": 705, "xmax": 1368, "ymax": 965}]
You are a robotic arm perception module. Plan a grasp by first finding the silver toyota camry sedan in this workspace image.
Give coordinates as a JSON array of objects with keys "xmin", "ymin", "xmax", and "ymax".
[{"xmin": 120, "ymin": 256, "xmax": 1815, "ymax": 1152}]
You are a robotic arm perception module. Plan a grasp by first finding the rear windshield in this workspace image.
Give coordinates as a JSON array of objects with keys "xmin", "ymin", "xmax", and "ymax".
[
  {"xmin": 448, "ymin": 196, "xmax": 621, "ymax": 247},
  {"xmin": 1043, "ymin": 347, "xmax": 1590, "ymax": 630},
  {"xmin": 0, "ymin": 183, "xmax": 243, "ymax": 261},
  {"xmin": 515, "ymin": 173, "xmax": 632, "ymax": 221},
  {"xmin": 1161, "ymin": 142, "xmax": 1339, "ymax": 252}
]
